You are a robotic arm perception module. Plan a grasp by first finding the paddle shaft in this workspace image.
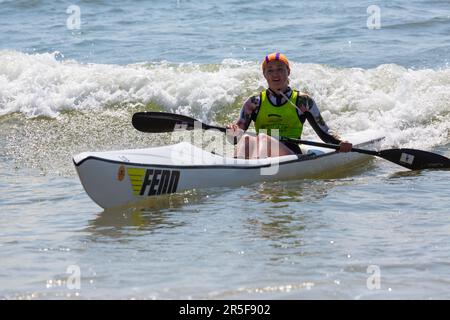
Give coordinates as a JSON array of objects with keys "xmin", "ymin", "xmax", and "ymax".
[
  {"xmin": 283, "ymin": 138, "xmax": 379, "ymax": 156},
  {"xmin": 180, "ymin": 118, "xmax": 364, "ymax": 153},
  {"xmin": 181, "ymin": 115, "xmax": 367, "ymax": 154}
]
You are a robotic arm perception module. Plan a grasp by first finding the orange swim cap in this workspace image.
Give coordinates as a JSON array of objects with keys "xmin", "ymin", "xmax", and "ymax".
[{"xmin": 262, "ymin": 52, "xmax": 290, "ymax": 71}]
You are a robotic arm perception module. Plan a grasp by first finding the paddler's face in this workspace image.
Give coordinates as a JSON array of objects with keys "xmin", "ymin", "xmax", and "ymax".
[{"xmin": 263, "ymin": 60, "xmax": 290, "ymax": 92}]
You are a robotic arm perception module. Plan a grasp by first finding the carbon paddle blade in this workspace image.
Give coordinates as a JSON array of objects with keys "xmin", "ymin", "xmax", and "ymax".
[
  {"xmin": 379, "ymin": 148, "xmax": 450, "ymax": 170},
  {"xmin": 132, "ymin": 112, "xmax": 197, "ymax": 133},
  {"xmin": 132, "ymin": 112, "xmax": 226, "ymax": 133}
]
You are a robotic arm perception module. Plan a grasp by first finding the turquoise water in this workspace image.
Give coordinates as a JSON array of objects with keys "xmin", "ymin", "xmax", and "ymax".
[{"xmin": 1, "ymin": 0, "xmax": 450, "ymax": 299}]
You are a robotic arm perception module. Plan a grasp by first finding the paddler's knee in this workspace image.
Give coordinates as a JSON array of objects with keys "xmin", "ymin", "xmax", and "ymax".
[
  {"xmin": 256, "ymin": 133, "xmax": 279, "ymax": 147},
  {"xmin": 256, "ymin": 132, "xmax": 271, "ymax": 142}
]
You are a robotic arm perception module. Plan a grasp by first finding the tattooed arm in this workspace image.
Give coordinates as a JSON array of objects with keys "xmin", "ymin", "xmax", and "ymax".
[
  {"xmin": 297, "ymin": 94, "xmax": 342, "ymax": 144},
  {"xmin": 297, "ymin": 94, "xmax": 353, "ymax": 152},
  {"xmin": 226, "ymin": 95, "xmax": 259, "ymax": 134}
]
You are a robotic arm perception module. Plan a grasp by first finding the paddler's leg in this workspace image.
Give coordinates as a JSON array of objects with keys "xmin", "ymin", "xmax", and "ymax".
[
  {"xmin": 235, "ymin": 135, "xmax": 249, "ymax": 158},
  {"xmin": 256, "ymin": 133, "xmax": 294, "ymax": 157},
  {"xmin": 235, "ymin": 134, "xmax": 259, "ymax": 159},
  {"xmin": 234, "ymin": 134, "xmax": 294, "ymax": 158}
]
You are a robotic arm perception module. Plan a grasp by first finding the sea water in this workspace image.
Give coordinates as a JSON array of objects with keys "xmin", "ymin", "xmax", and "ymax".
[{"xmin": 1, "ymin": 0, "xmax": 449, "ymax": 299}]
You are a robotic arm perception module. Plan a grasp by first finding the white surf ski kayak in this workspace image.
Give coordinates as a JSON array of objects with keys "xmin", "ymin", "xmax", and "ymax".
[{"xmin": 73, "ymin": 131, "xmax": 384, "ymax": 208}]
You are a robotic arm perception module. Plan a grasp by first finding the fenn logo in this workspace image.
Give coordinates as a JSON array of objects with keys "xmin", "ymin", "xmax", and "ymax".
[{"xmin": 127, "ymin": 168, "xmax": 180, "ymax": 196}]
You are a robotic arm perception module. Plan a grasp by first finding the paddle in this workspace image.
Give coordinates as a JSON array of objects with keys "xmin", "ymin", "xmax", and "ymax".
[{"xmin": 132, "ymin": 111, "xmax": 450, "ymax": 170}]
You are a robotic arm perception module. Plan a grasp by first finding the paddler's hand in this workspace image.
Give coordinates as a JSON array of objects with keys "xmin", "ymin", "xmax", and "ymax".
[
  {"xmin": 226, "ymin": 123, "xmax": 244, "ymax": 144},
  {"xmin": 226, "ymin": 123, "xmax": 244, "ymax": 136},
  {"xmin": 339, "ymin": 141, "xmax": 353, "ymax": 153}
]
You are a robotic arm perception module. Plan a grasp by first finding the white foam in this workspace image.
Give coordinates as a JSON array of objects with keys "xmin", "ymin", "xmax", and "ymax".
[
  {"xmin": 0, "ymin": 50, "xmax": 260, "ymax": 120},
  {"xmin": 290, "ymin": 62, "xmax": 450, "ymax": 149},
  {"xmin": 1, "ymin": 50, "xmax": 449, "ymax": 149}
]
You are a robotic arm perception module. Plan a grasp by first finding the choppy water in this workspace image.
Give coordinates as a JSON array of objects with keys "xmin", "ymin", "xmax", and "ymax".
[{"xmin": 1, "ymin": 0, "xmax": 449, "ymax": 299}]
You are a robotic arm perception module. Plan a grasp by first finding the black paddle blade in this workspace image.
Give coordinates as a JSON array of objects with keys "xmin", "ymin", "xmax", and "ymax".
[
  {"xmin": 132, "ymin": 112, "xmax": 197, "ymax": 133},
  {"xmin": 132, "ymin": 112, "xmax": 227, "ymax": 133},
  {"xmin": 379, "ymin": 148, "xmax": 450, "ymax": 170}
]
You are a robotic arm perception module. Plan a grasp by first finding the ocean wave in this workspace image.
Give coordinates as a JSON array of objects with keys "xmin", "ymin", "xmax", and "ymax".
[
  {"xmin": 0, "ymin": 50, "xmax": 259, "ymax": 120},
  {"xmin": 1, "ymin": 50, "xmax": 450, "ymax": 166}
]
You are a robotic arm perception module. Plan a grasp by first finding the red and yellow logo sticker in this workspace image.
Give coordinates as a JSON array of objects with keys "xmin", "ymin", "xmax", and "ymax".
[{"xmin": 117, "ymin": 165, "xmax": 126, "ymax": 181}]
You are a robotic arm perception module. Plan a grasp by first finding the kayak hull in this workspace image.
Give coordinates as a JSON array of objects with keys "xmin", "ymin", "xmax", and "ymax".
[{"xmin": 74, "ymin": 133, "xmax": 384, "ymax": 208}]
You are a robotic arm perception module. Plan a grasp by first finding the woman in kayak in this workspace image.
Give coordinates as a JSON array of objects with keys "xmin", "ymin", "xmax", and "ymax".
[{"xmin": 227, "ymin": 52, "xmax": 352, "ymax": 158}]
